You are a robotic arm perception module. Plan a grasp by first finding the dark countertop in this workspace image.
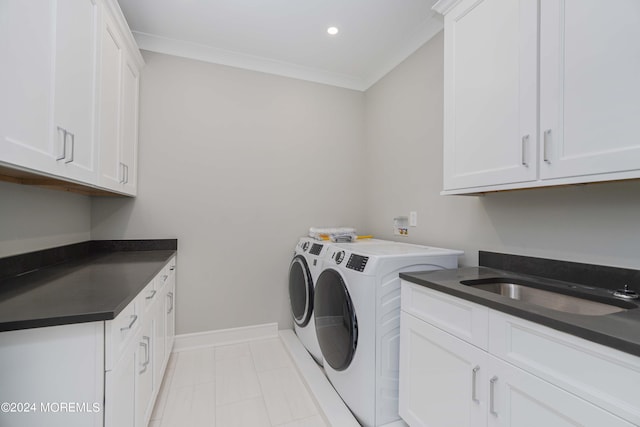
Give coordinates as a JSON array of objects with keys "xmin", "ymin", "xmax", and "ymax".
[
  {"xmin": 400, "ymin": 267, "xmax": 640, "ymax": 357},
  {"xmin": 0, "ymin": 247, "xmax": 176, "ymax": 332}
]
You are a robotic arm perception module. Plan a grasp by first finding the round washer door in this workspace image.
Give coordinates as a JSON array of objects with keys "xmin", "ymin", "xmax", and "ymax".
[
  {"xmin": 289, "ymin": 255, "xmax": 313, "ymax": 327},
  {"xmin": 314, "ymin": 268, "xmax": 358, "ymax": 371}
]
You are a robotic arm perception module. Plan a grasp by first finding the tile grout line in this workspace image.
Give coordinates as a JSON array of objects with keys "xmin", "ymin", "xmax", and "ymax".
[{"xmin": 247, "ymin": 339, "xmax": 276, "ymax": 426}]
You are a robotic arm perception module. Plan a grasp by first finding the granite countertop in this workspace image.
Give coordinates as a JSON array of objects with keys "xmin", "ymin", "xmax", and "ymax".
[
  {"xmin": 0, "ymin": 241, "xmax": 176, "ymax": 332},
  {"xmin": 400, "ymin": 266, "xmax": 640, "ymax": 357}
]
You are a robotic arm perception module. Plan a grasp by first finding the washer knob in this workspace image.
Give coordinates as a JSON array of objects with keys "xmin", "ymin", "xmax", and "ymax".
[
  {"xmin": 613, "ymin": 285, "xmax": 639, "ymax": 300},
  {"xmin": 335, "ymin": 251, "xmax": 345, "ymax": 264},
  {"xmin": 302, "ymin": 241, "xmax": 310, "ymax": 252}
]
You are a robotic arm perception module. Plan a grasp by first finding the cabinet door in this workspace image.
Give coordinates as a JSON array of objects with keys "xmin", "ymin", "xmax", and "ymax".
[
  {"xmin": 540, "ymin": 0, "xmax": 640, "ymax": 181},
  {"xmin": 488, "ymin": 354, "xmax": 634, "ymax": 427},
  {"xmin": 442, "ymin": 0, "xmax": 537, "ymax": 191},
  {"xmin": 165, "ymin": 281, "xmax": 176, "ymax": 356},
  {"xmin": 120, "ymin": 55, "xmax": 140, "ymax": 196},
  {"xmin": 153, "ymin": 295, "xmax": 166, "ymax": 387},
  {"xmin": 53, "ymin": 0, "xmax": 99, "ymax": 183},
  {"xmin": 399, "ymin": 312, "xmax": 486, "ymax": 427},
  {"xmin": 98, "ymin": 9, "xmax": 125, "ymax": 191},
  {"xmin": 0, "ymin": 0, "xmax": 57, "ymax": 174},
  {"xmin": 135, "ymin": 320, "xmax": 154, "ymax": 427},
  {"xmin": 105, "ymin": 348, "xmax": 136, "ymax": 427}
]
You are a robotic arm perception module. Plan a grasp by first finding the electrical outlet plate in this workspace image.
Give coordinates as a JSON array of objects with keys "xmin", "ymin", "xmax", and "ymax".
[{"xmin": 409, "ymin": 211, "xmax": 417, "ymax": 227}]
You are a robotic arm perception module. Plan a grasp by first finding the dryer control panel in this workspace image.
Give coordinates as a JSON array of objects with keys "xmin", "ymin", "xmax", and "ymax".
[{"xmin": 346, "ymin": 254, "xmax": 369, "ymax": 272}]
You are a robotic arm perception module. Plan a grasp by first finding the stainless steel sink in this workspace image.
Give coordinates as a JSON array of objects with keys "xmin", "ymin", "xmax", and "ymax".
[{"xmin": 462, "ymin": 281, "xmax": 627, "ymax": 316}]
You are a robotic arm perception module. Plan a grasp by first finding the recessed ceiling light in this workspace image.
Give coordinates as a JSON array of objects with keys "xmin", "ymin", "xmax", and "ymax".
[{"xmin": 327, "ymin": 27, "xmax": 339, "ymax": 36}]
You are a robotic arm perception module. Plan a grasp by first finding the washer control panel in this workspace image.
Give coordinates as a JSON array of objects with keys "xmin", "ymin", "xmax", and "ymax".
[
  {"xmin": 309, "ymin": 243, "xmax": 323, "ymax": 256},
  {"xmin": 346, "ymin": 254, "xmax": 369, "ymax": 272}
]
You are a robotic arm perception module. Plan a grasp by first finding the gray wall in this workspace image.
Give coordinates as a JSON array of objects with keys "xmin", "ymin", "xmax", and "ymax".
[
  {"xmin": 91, "ymin": 51, "xmax": 366, "ymax": 335},
  {"xmin": 364, "ymin": 31, "xmax": 640, "ymax": 270},
  {"xmin": 0, "ymin": 181, "xmax": 91, "ymax": 257}
]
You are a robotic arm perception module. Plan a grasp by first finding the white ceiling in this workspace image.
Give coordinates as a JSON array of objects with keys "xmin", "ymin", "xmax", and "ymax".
[{"xmin": 117, "ymin": 0, "xmax": 443, "ymax": 91}]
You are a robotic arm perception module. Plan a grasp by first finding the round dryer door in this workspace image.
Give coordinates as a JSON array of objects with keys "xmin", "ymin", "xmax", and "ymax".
[
  {"xmin": 289, "ymin": 255, "xmax": 313, "ymax": 327},
  {"xmin": 314, "ymin": 268, "xmax": 358, "ymax": 371}
]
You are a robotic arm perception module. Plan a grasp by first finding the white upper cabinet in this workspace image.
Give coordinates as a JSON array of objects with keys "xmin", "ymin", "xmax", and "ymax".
[
  {"xmin": 0, "ymin": 0, "xmax": 98, "ymax": 182},
  {"xmin": 98, "ymin": 10, "xmax": 126, "ymax": 192},
  {"xmin": 438, "ymin": 0, "xmax": 640, "ymax": 194},
  {"xmin": 97, "ymin": 4, "xmax": 142, "ymax": 196},
  {"xmin": 442, "ymin": 0, "xmax": 538, "ymax": 191},
  {"xmin": 0, "ymin": 0, "xmax": 54, "ymax": 174},
  {"xmin": 53, "ymin": 0, "xmax": 99, "ymax": 183},
  {"xmin": 539, "ymin": 0, "xmax": 640, "ymax": 181},
  {"xmin": 0, "ymin": 0, "xmax": 142, "ymax": 195}
]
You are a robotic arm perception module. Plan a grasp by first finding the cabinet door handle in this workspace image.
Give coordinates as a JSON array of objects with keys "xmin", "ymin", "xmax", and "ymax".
[
  {"xmin": 143, "ymin": 336, "xmax": 151, "ymax": 366},
  {"xmin": 124, "ymin": 164, "xmax": 129, "ymax": 184},
  {"xmin": 489, "ymin": 376, "xmax": 498, "ymax": 416},
  {"xmin": 119, "ymin": 162, "xmax": 126, "ymax": 184},
  {"xmin": 543, "ymin": 129, "xmax": 552, "ymax": 163},
  {"xmin": 170, "ymin": 266, "xmax": 175, "ymax": 271},
  {"xmin": 167, "ymin": 292, "xmax": 174, "ymax": 314},
  {"xmin": 64, "ymin": 132, "xmax": 75, "ymax": 164},
  {"xmin": 56, "ymin": 127, "xmax": 67, "ymax": 161},
  {"xmin": 139, "ymin": 339, "xmax": 149, "ymax": 374},
  {"xmin": 471, "ymin": 366, "xmax": 480, "ymax": 403},
  {"xmin": 145, "ymin": 290, "xmax": 157, "ymax": 300},
  {"xmin": 521, "ymin": 135, "xmax": 529, "ymax": 166},
  {"xmin": 120, "ymin": 314, "xmax": 138, "ymax": 332}
]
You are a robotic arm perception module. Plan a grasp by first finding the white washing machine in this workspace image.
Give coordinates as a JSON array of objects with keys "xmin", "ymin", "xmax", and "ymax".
[
  {"xmin": 314, "ymin": 240, "xmax": 463, "ymax": 426},
  {"xmin": 289, "ymin": 237, "xmax": 329, "ymax": 365}
]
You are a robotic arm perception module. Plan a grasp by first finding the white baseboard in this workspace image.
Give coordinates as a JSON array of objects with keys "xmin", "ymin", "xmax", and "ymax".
[{"xmin": 173, "ymin": 323, "xmax": 278, "ymax": 352}]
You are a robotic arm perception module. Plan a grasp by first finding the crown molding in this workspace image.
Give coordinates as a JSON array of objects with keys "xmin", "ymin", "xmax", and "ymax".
[
  {"xmin": 362, "ymin": 13, "xmax": 443, "ymax": 90},
  {"xmin": 432, "ymin": 0, "xmax": 465, "ymax": 15},
  {"xmin": 132, "ymin": 32, "xmax": 368, "ymax": 91}
]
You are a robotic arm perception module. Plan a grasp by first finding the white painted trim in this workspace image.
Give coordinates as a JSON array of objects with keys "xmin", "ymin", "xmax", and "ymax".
[
  {"xmin": 132, "ymin": 32, "xmax": 367, "ymax": 91},
  {"xmin": 362, "ymin": 14, "xmax": 443, "ymax": 90},
  {"xmin": 432, "ymin": 0, "xmax": 464, "ymax": 15},
  {"xmin": 280, "ymin": 329, "xmax": 360, "ymax": 427},
  {"xmin": 172, "ymin": 323, "xmax": 278, "ymax": 352},
  {"xmin": 103, "ymin": 0, "xmax": 145, "ymax": 67}
]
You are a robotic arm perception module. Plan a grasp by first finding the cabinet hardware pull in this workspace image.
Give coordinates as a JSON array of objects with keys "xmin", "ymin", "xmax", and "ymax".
[
  {"xmin": 489, "ymin": 376, "xmax": 498, "ymax": 416},
  {"xmin": 143, "ymin": 336, "xmax": 151, "ymax": 366},
  {"xmin": 124, "ymin": 164, "xmax": 129, "ymax": 184},
  {"xmin": 521, "ymin": 135, "xmax": 529, "ymax": 166},
  {"xmin": 472, "ymin": 366, "xmax": 480, "ymax": 403},
  {"xmin": 170, "ymin": 266, "xmax": 175, "ymax": 271},
  {"xmin": 64, "ymin": 132, "xmax": 75, "ymax": 164},
  {"xmin": 139, "ymin": 339, "xmax": 149, "ymax": 374},
  {"xmin": 119, "ymin": 162, "xmax": 126, "ymax": 184},
  {"xmin": 543, "ymin": 129, "xmax": 552, "ymax": 163},
  {"xmin": 56, "ymin": 127, "xmax": 67, "ymax": 161},
  {"xmin": 145, "ymin": 290, "xmax": 157, "ymax": 300},
  {"xmin": 120, "ymin": 314, "xmax": 138, "ymax": 332},
  {"xmin": 167, "ymin": 292, "xmax": 174, "ymax": 314}
]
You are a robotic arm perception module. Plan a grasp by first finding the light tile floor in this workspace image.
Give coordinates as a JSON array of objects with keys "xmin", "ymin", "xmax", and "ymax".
[{"xmin": 148, "ymin": 337, "xmax": 328, "ymax": 427}]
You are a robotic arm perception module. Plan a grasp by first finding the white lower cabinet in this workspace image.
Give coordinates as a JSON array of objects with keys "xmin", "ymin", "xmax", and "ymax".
[
  {"xmin": 105, "ymin": 346, "xmax": 136, "ymax": 427},
  {"xmin": 105, "ymin": 256, "xmax": 176, "ymax": 427},
  {"xmin": 135, "ymin": 318, "xmax": 154, "ymax": 427},
  {"xmin": 0, "ymin": 256, "xmax": 176, "ymax": 427},
  {"xmin": 399, "ymin": 312, "xmax": 485, "ymax": 427},
  {"xmin": 399, "ymin": 281, "xmax": 638, "ymax": 426}
]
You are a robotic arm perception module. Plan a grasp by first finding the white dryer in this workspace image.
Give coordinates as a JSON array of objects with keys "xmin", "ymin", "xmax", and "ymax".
[
  {"xmin": 314, "ymin": 240, "xmax": 462, "ymax": 426},
  {"xmin": 289, "ymin": 237, "xmax": 329, "ymax": 365}
]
